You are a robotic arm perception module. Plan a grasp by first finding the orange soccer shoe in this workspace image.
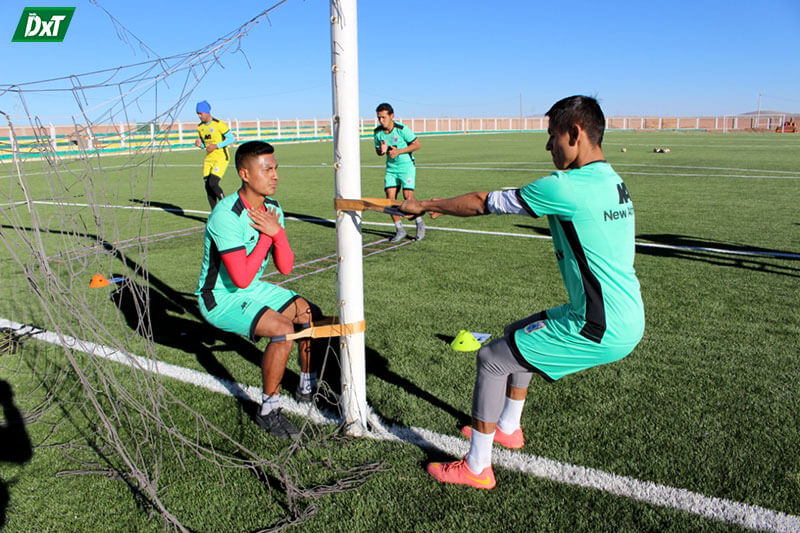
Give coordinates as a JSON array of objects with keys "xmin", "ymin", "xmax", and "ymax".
[
  {"xmin": 461, "ymin": 425, "xmax": 524, "ymax": 449},
  {"xmin": 426, "ymin": 459, "xmax": 496, "ymax": 489}
]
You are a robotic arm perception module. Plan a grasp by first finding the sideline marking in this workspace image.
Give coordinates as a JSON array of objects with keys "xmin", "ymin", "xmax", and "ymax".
[{"xmin": 2, "ymin": 317, "xmax": 798, "ymax": 533}]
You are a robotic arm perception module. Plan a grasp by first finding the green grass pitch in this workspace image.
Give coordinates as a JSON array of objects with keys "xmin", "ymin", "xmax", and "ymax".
[{"xmin": 1, "ymin": 130, "xmax": 799, "ymax": 532}]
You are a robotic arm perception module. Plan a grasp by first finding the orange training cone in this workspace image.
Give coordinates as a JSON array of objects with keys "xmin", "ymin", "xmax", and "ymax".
[{"xmin": 90, "ymin": 274, "xmax": 110, "ymax": 288}]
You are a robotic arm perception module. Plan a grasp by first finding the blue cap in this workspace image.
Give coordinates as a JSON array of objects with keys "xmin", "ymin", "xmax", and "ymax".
[{"xmin": 196, "ymin": 100, "xmax": 211, "ymax": 114}]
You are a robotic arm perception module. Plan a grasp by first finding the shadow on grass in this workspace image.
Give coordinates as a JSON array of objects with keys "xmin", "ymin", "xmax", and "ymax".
[
  {"xmin": 130, "ymin": 198, "xmax": 208, "ymax": 223},
  {"xmin": 512, "ymin": 224, "xmax": 551, "ymax": 237},
  {"xmin": 0, "ymin": 380, "xmax": 33, "ymax": 528},
  {"xmin": 636, "ymin": 233, "xmax": 800, "ymax": 278},
  {"xmin": 365, "ymin": 346, "xmax": 470, "ymax": 428},
  {"xmin": 109, "ymin": 279, "xmax": 308, "ymax": 424}
]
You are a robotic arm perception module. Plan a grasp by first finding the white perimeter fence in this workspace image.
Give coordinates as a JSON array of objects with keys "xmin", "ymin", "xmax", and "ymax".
[{"xmin": 1, "ymin": 113, "xmax": 796, "ymax": 160}]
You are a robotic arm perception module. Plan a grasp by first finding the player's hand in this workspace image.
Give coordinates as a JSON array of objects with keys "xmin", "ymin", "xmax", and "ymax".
[
  {"xmin": 379, "ymin": 141, "xmax": 388, "ymax": 155},
  {"xmin": 387, "ymin": 146, "xmax": 399, "ymax": 158},
  {"xmin": 195, "ymin": 138, "xmax": 202, "ymax": 148},
  {"xmin": 205, "ymin": 143, "xmax": 218, "ymax": 153},
  {"xmin": 248, "ymin": 206, "xmax": 282, "ymax": 236},
  {"xmin": 399, "ymin": 198, "xmax": 425, "ymax": 216}
]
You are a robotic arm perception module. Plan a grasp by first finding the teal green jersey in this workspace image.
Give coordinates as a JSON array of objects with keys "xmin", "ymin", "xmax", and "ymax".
[
  {"xmin": 374, "ymin": 122, "xmax": 416, "ymax": 169},
  {"xmin": 517, "ymin": 161, "xmax": 644, "ymax": 345},
  {"xmin": 195, "ymin": 192, "xmax": 284, "ymax": 307}
]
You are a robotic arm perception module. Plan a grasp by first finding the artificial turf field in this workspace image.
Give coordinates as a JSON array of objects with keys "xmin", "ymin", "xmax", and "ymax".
[{"xmin": 1, "ymin": 130, "xmax": 799, "ymax": 532}]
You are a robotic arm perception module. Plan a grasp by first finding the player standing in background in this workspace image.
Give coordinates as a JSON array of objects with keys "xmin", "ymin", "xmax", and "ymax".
[
  {"xmin": 374, "ymin": 102, "xmax": 425, "ymax": 242},
  {"xmin": 196, "ymin": 140, "xmax": 324, "ymax": 438},
  {"xmin": 401, "ymin": 95, "xmax": 645, "ymax": 489},
  {"xmin": 196, "ymin": 100, "xmax": 236, "ymax": 209}
]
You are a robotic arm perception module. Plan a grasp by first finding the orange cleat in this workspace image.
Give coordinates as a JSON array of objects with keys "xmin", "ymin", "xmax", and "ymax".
[
  {"xmin": 461, "ymin": 425, "xmax": 524, "ymax": 449},
  {"xmin": 426, "ymin": 458, "xmax": 496, "ymax": 489}
]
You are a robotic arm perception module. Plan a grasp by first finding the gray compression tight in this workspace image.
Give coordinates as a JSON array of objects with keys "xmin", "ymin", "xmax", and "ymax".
[
  {"xmin": 471, "ymin": 337, "xmax": 534, "ymax": 423},
  {"xmin": 471, "ymin": 311, "xmax": 549, "ymax": 423}
]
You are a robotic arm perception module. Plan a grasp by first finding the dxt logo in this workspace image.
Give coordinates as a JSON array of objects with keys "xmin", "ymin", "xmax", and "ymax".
[
  {"xmin": 12, "ymin": 7, "xmax": 75, "ymax": 43},
  {"xmin": 617, "ymin": 182, "xmax": 632, "ymax": 204}
]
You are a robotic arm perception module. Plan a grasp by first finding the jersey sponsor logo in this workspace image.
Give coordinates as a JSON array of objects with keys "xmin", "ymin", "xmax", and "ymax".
[
  {"xmin": 603, "ymin": 206, "xmax": 634, "ymax": 221},
  {"xmin": 12, "ymin": 7, "xmax": 75, "ymax": 42},
  {"xmin": 524, "ymin": 320, "xmax": 546, "ymax": 333},
  {"xmin": 617, "ymin": 182, "xmax": 632, "ymax": 204}
]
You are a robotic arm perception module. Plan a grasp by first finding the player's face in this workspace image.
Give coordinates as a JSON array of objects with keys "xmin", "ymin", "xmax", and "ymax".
[
  {"xmin": 546, "ymin": 126, "xmax": 578, "ymax": 170},
  {"xmin": 242, "ymin": 153, "xmax": 279, "ymax": 196},
  {"xmin": 197, "ymin": 111, "xmax": 211, "ymax": 123},
  {"xmin": 377, "ymin": 110, "xmax": 394, "ymax": 131}
]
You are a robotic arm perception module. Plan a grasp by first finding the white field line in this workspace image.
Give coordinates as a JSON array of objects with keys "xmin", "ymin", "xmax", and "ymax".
[
  {"xmin": 412, "ymin": 165, "xmax": 800, "ymax": 180},
  {"xmin": 45, "ymin": 226, "xmax": 204, "ymax": 262},
  {"xmin": 5, "ymin": 160, "xmax": 800, "ymax": 180},
  {"xmin": 426, "ymin": 161, "xmax": 800, "ymax": 175},
  {"xmin": 2, "ymin": 316, "xmax": 798, "ymax": 533},
  {"xmin": 28, "ymin": 200, "xmax": 210, "ymax": 216},
  {"xmin": 11, "ymin": 201, "xmax": 799, "ymax": 261}
]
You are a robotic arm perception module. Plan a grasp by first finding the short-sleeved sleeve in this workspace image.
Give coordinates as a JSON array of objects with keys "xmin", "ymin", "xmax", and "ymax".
[
  {"xmin": 206, "ymin": 209, "xmax": 245, "ymax": 254},
  {"xmin": 517, "ymin": 172, "xmax": 577, "ymax": 219},
  {"xmin": 399, "ymin": 125, "xmax": 416, "ymax": 144}
]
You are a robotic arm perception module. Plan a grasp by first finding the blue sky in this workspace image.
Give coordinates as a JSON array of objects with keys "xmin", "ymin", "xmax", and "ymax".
[{"xmin": 1, "ymin": 0, "xmax": 798, "ymax": 124}]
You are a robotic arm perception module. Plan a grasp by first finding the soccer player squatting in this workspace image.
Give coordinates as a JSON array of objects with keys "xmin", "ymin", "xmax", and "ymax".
[
  {"xmin": 195, "ymin": 140, "xmax": 326, "ymax": 438},
  {"xmin": 401, "ymin": 95, "xmax": 645, "ymax": 489}
]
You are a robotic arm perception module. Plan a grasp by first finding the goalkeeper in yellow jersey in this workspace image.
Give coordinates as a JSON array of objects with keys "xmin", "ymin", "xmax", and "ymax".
[{"xmin": 195, "ymin": 100, "xmax": 236, "ymax": 209}]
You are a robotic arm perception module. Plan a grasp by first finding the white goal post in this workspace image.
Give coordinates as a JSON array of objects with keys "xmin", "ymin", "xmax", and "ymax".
[{"xmin": 330, "ymin": 0, "xmax": 368, "ymax": 431}]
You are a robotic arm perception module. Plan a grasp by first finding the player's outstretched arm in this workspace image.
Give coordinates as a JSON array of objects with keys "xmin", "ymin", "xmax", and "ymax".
[{"xmin": 401, "ymin": 191, "xmax": 489, "ymax": 218}]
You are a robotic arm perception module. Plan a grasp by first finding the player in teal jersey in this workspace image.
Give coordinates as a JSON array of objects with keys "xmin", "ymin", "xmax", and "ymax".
[
  {"xmin": 401, "ymin": 96, "xmax": 645, "ymax": 489},
  {"xmin": 374, "ymin": 103, "xmax": 425, "ymax": 242},
  {"xmin": 196, "ymin": 141, "xmax": 326, "ymax": 439}
]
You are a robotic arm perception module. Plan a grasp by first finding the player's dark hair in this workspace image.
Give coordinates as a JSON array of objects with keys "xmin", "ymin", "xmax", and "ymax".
[
  {"xmin": 546, "ymin": 95, "xmax": 605, "ymax": 146},
  {"xmin": 235, "ymin": 140, "xmax": 275, "ymax": 171},
  {"xmin": 376, "ymin": 102, "xmax": 394, "ymax": 115}
]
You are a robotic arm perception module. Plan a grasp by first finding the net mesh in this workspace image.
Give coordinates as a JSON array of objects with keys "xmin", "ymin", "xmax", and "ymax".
[{"xmin": 0, "ymin": 2, "xmax": 384, "ymax": 530}]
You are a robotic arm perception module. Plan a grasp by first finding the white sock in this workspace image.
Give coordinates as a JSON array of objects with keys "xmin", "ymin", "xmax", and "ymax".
[
  {"xmin": 394, "ymin": 220, "xmax": 403, "ymax": 230},
  {"xmin": 415, "ymin": 218, "xmax": 424, "ymax": 228},
  {"xmin": 465, "ymin": 428, "xmax": 494, "ymax": 474},
  {"xmin": 497, "ymin": 397, "xmax": 525, "ymax": 434},
  {"xmin": 259, "ymin": 393, "xmax": 279, "ymax": 416},
  {"xmin": 298, "ymin": 371, "xmax": 317, "ymax": 394}
]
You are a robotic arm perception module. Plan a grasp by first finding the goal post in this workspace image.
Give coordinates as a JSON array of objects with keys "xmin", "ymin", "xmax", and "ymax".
[{"xmin": 330, "ymin": 0, "xmax": 368, "ymax": 431}]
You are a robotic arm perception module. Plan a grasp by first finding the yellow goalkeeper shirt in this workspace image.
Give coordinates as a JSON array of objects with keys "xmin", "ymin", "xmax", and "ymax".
[{"xmin": 197, "ymin": 118, "xmax": 231, "ymax": 162}]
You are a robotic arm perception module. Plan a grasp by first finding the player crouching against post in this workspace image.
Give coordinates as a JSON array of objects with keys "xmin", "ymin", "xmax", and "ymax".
[
  {"xmin": 401, "ymin": 95, "xmax": 645, "ymax": 489},
  {"xmin": 195, "ymin": 140, "xmax": 324, "ymax": 438}
]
